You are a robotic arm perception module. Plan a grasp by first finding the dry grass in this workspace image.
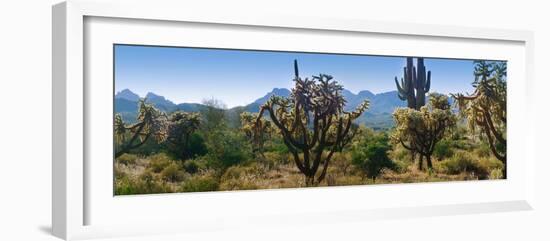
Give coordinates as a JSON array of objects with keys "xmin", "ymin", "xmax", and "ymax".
[{"xmin": 114, "ymin": 148, "xmax": 502, "ymax": 195}]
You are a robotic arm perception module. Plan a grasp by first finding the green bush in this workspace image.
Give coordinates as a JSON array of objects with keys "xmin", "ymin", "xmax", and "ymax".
[
  {"xmin": 160, "ymin": 163, "xmax": 185, "ymax": 182},
  {"xmin": 166, "ymin": 132, "xmax": 208, "ymax": 160},
  {"xmin": 269, "ymin": 138, "xmax": 289, "ymax": 154},
  {"xmin": 205, "ymin": 129, "xmax": 252, "ymax": 168},
  {"xmin": 440, "ymin": 151, "xmax": 489, "ymax": 179},
  {"xmin": 186, "ymin": 133, "xmax": 208, "ymax": 158},
  {"xmin": 116, "ymin": 153, "xmax": 138, "ymax": 165},
  {"xmin": 148, "ymin": 153, "xmax": 173, "ymax": 173},
  {"xmin": 351, "ymin": 132, "xmax": 395, "ymax": 181},
  {"xmin": 433, "ymin": 140, "xmax": 453, "ymax": 161},
  {"xmin": 180, "ymin": 175, "xmax": 219, "ymax": 192}
]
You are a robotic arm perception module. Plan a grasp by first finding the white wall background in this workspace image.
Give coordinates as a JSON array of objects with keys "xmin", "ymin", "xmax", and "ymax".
[{"xmin": 0, "ymin": 0, "xmax": 548, "ymax": 240}]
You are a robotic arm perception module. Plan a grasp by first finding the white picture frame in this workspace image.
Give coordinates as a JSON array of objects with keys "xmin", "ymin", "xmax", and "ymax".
[{"xmin": 52, "ymin": 0, "xmax": 536, "ymax": 240}]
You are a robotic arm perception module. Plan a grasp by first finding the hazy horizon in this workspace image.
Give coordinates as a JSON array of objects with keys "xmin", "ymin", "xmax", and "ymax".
[
  {"xmin": 116, "ymin": 86, "xmax": 407, "ymax": 106},
  {"xmin": 114, "ymin": 44, "xmax": 494, "ymax": 108}
]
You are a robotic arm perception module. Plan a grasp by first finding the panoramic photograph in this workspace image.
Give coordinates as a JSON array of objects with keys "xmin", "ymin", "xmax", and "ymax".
[{"xmin": 113, "ymin": 44, "xmax": 507, "ymax": 195}]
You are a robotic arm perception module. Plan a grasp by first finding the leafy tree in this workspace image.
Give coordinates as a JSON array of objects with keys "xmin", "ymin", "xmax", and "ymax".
[
  {"xmin": 392, "ymin": 93, "xmax": 456, "ymax": 170},
  {"xmin": 351, "ymin": 132, "xmax": 394, "ymax": 181},
  {"xmin": 193, "ymin": 98, "xmax": 250, "ymax": 169},
  {"xmin": 201, "ymin": 98, "xmax": 226, "ymax": 132},
  {"xmin": 256, "ymin": 60, "xmax": 369, "ymax": 186},
  {"xmin": 114, "ymin": 99, "xmax": 167, "ymax": 158},
  {"xmin": 205, "ymin": 128, "xmax": 252, "ymax": 169},
  {"xmin": 452, "ymin": 61, "xmax": 507, "ymax": 177},
  {"xmin": 165, "ymin": 111, "xmax": 202, "ymax": 159}
]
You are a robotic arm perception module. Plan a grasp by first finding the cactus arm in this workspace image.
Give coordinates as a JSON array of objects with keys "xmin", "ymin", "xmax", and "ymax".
[
  {"xmin": 425, "ymin": 71, "xmax": 431, "ymax": 92},
  {"xmin": 394, "ymin": 77, "xmax": 407, "ymax": 95},
  {"xmin": 294, "ymin": 59, "xmax": 299, "ymax": 78},
  {"xmin": 395, "ymin": 77, "xmax": 408, "ymax": 100}
]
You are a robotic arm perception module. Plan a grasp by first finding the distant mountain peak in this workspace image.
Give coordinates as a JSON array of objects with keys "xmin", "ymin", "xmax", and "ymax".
[
  {"xmin": 357, "ymin": 90, "xmax": 375, "ymax": 98},
  {"xmin": 253, "ymin": 88, "xmax": 291, "ymax": 104},
  {"xmin": 270, "ymin": 88, "xmax": 291, "ymax": 95},
  {"xmin": 115, "ymin": 89, "xmax": 140, "ymax": 102},
  {"xmin": 145, "ymin": 92, "xmax": 163, "ymax": 98},
  {"xmin": 144, "ymin": 92, "xmax": 176, "ymax": 109}
]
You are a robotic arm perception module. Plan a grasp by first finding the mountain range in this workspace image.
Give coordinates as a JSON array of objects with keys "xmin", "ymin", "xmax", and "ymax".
[{"xmin": 115, "ymin": 88, "xmax": 409, "ymax": 130}]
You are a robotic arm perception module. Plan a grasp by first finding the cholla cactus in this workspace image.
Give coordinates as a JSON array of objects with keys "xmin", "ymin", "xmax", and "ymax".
[
  {"xmin": 392, "ymin": 93, "xmax": 455, "ymax": 170},
  {"xmin": 114, "ymin": 99, "xmax": 167, "ymax": 158},
  {"xmin": 165, "ymin": 111, "xmax": 201, "ymax": 159},
  {"xmin": 256, "ymin": 60, "xmax": 369, "ymax": 186},
  {"xmin": 452, "ymin": 61, "xmax": 507, "ymax": 178},
  {"xmin": 240, "ymin": 112, "xmax": 274, "ymax": 158},
  {"xmin": 395, "ymin": 57, "xmax": 431, "ymax": 110}
]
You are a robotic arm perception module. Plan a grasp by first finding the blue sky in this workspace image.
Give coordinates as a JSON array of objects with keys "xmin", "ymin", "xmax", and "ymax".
[{"xmin": 115, "ymin": 44, "xmax": 492, "ymax": 108}]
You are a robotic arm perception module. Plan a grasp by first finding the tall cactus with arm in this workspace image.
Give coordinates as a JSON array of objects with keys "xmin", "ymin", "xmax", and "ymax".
[{"xmin": 395, "ymin": 57, "xmax": 431, "ymax": 110}]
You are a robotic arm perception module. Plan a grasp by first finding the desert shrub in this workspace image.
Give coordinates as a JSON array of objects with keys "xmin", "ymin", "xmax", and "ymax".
[
  {"xmin": 183, "ymin": 159, "xmax": 205, "ymax": 174},
  {"xmin": 391, "ymin": 159, "xmax": 410, "ymax": 173},
  {"xmin": 433, "ymin": 140, "xmax": 453, "ymax": 161},
  {"xmin": 450, "ymin": 125, "xmax": 469, "ymax": 140},
  {"xmin": 115, "ymin": 170, "xmax": 173, "ymax": 195},
  {"xmin": 114, "ymin": 164, "xmax": 127, "ymax": 179},
  {"xmin": 440, "ymin": 151, "xmax": 489, "ymax": 179},
  {"xmin": 490, "ymin": 168, "xmax": 504, "ymax": 179},
  {"xmin": 180, "ymin": 174, "xmax": 219, "ymax": 192},
  {"xmin": 220, "ymin": 177, "xmax": 259, "ymax": 190},
  {"xmin": 261, "ymin": 151, "xmax": 287, "ymax": 168},
  {"xmin": 115, "ymin": 176, "xmax": 137, "ymax": 195},
  {"xmin": 450, "ymin": 139, "xmax": 475, "ymax": 151},
  {"xmin": 477, "ymin": 156, "xmax": 504, "ymax": 170},
  {"xmin": 474, "ymin": 143, "xmax": 492, "ymax": 158},
  {"xmin": 220, "ymin": 165, "xmax": 258, "ymax": 180},
  {"xmin": 116, "ymin": 153, "xmax": 138, "ymax": 165},
  {"xmin": 390, "ymin": 144, "xmax": 413, "ymax": 163},
  {"xmin": 219, "ymin": 165, "xmax": 263, "ymax": 190},
  {"xmin": 160, "ymin": 163, "xmax": 186, "ymax": 182},
  {"xmin": 147, "ymin": 153, "xmax": 173, "ymax": 173},
  {"xmin": 330, "ymin": 152, "xmax": 353, "ymax": 175},
  {"xmin": 333, "ymin": 175, "xmax": 364, "ymax": 186}
]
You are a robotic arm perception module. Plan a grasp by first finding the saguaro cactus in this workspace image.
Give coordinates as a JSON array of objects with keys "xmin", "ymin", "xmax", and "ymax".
[{"xmin": 395, "ymin": 57, "xmax": 431, "ymax": 110}]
